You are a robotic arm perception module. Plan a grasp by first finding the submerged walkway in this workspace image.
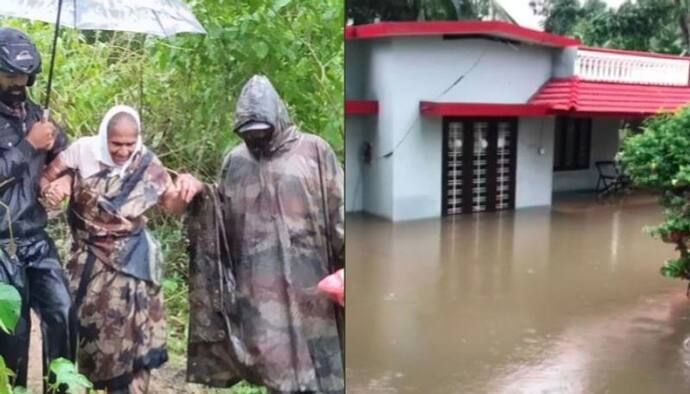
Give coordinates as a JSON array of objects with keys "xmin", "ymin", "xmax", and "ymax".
[{"xmin": 346, "ymin": 193, "xmax": 690, "ymax": 393}]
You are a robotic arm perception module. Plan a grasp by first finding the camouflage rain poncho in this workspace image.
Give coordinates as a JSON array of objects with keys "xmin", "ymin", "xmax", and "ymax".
[{"xmin": 187, "ymin": 76, "xmax": 344, "ymax": 393}]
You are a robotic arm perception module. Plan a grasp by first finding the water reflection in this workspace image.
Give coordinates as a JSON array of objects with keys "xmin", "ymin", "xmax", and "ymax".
[{"xmin": 347, "ymin": 193, "xmax": 686, "ymax": 393}]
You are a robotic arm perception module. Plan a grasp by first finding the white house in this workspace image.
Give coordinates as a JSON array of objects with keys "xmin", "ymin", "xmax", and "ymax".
[{"xmin": 345, "ymin": 21, "xmax": 690, "ymax": 221}]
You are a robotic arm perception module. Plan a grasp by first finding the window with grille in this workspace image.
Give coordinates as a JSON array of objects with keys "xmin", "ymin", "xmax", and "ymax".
[{"xmin": 553, "ymin": 117, "xmax": 592, "ymax": 172}]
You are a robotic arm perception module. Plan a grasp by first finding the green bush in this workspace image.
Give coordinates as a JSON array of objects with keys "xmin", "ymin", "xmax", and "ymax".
[
  {"xmin": 0, "ymin": 282, "xmax": 20, "ymax": 394},
  {"xmin": 0, "ymin": 282, "xmax": 20, "ymax": 336},
  {"xmin": 619, "ymin": 107, "xmax": 690, "ymax": 279}
]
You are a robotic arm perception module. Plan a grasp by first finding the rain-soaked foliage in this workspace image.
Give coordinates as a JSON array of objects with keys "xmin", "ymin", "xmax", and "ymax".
[
  {"xmin": 1, "ymin": 1, "xmax": 342, "ymax": 392},
  {"xmin": 620, "ymin": 108, "xmax": 690, "ymax": 281}
]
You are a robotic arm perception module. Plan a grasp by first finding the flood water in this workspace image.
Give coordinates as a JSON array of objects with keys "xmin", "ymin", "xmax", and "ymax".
[{"xmin": 346, "ymin": 193, "xmax": 690, "ymax": 393}]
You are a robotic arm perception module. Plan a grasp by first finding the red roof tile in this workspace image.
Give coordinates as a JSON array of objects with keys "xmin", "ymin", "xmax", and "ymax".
[{"xmin": 530, "ymin": 77, "xmax": 690, "ymax": 116}]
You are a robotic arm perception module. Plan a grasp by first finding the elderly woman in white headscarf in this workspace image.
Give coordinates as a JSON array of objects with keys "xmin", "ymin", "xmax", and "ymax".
[{"xmin": 40, "ymin": 105, "xmax": 199, "ymax": 393}]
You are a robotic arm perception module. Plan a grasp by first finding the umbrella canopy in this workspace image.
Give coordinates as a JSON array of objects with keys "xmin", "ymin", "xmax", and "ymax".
[
  {"xmin": 0, "ymin": 0, "xmax": 206, "ymax": 113},
  {"xmin": 1, "ymin": 0, "xmax": 206, "ymax": 37}
]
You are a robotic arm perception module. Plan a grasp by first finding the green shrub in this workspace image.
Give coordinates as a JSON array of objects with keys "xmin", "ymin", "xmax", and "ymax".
[{"xmin": 619, "ymin": 107, "xmax": 690, "ymax": 279}]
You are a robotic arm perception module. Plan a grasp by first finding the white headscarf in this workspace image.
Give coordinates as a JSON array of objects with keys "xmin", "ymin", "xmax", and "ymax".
[{"xmin": 96, "ymin": 105, "xmax": 143, "ymax": 178}]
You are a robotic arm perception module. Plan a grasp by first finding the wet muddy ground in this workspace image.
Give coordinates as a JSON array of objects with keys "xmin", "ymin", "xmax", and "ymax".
[
  {"xmin": 346, "ymin": 193, "xmax": 690, "ymax": 393},
  {"xmin": 26, "ymin": 313, "xmax": 234, "ymax": 394}
]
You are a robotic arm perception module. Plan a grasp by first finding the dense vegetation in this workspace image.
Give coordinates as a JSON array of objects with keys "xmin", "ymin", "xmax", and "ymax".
[
  {"xmin": 531, "ymin": 0, "xmax": 690, "ymax": 55},
  {"xmin": 619, "ymin": 110, "xmax": 690, "ymax": 281},
  {"xmin": 0, "ymin": 0, "xmax": 342, "ymax": 392}
]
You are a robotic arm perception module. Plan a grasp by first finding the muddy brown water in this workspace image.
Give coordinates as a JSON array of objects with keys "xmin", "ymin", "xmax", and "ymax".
[{"xmin": 346, "ymin": 193, "xmax": 690, "ymax": 393}]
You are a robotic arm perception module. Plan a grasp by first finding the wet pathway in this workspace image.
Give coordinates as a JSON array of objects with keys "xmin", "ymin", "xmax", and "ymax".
[{"xmin": 346, "ymin": 193, "xmax": 690, "ymax": 393}]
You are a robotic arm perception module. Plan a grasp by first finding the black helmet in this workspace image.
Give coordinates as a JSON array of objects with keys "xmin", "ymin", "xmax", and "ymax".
[{"xmin": 0, "ymin": 28, "xmax": 41, "ymax": 86}]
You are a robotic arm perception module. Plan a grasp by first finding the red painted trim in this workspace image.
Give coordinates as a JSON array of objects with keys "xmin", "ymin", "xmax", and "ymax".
[
  {"xmin": 579, "ymin": 46, "xmax": 690, "ymax": 61},
  {"xmin": 346, "ymin": 21, "xmax": 580, "ymax": 47},
  {"xmin": 345, "ymin": 26, "xmax": 357, "ymax": 40},
  {"xmin": 346, "ymin": 100, "xmax": 379, "ymax": 115},
  {"xmin": 420, "ymin": 102, "xmax": 551, "ymax": 117}
]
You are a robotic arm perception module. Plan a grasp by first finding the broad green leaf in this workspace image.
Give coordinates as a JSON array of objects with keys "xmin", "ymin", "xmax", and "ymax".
[
  {"xmin": 0, "ymin": 284, "xmax": 21, "ymax": 335},
  {"xmin": 49, "ymin": 358, "xmax": 93, "ymax": 393},
  {"xmin": 48, "ymin": 358, "xmax": 74, "ymax": 377},
  {"xmin": 0, "ymin": 356, "xmax": 14, "ymax": 394}
]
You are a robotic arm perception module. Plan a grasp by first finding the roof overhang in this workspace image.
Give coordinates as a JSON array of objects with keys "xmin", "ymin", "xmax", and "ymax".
[
  {"xmin": 345, "ymin": 21, "xmax": 580, "ymax": 48},
  {"xmin": 421, "ymin": 102, "xmax": 551, "ymax": 117}
]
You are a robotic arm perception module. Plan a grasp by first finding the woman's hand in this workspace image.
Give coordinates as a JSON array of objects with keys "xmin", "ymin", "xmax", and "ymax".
[
  {"xmin": 161, "ymin": 173, "xmax": 205, "ymax": 215},
  {"xmin": 43, "ymin": 175, "xmax": 72, "ymax": 206},
  {"xmin": 175, "ymin": 173, "xmax": 204, "ymax": 203}
]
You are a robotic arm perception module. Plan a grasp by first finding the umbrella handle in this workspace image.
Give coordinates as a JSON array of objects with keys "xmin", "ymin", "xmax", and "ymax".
[
  {"xmin": 42, "ymin": 108, "xmax": 50, "ymax": 122},
  {"xmin": 44, "ymin": 0, "xmax": 64, "ymax": 111}
]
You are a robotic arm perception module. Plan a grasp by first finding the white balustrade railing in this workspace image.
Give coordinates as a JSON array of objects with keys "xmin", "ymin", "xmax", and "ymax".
[{"xmin": 575, "ymin": 49, "xmax": 690, "ymax": 86}]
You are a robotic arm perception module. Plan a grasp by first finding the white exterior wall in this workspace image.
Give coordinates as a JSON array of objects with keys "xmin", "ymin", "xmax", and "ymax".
[
  {"xmin": 516, "ymin": 117, "xmax": 556, "ymax": 208},
  {"xmin": 392, "ymin": 116, "xmax": 444, "ymax": 219},
  {"xmin": 382, "ymin": 37, "xmax": 555, "ymax": 221},
  {"xmin": 552, "ymin": 46, "xmax": 577, "ymax": 78},
  {"xmin": 359, "ymin": 40, "xmax": 398, "ymax": 219},
  {"xmin": 553, "ymin": 118, "xmax": 622, "ymax": 192}
]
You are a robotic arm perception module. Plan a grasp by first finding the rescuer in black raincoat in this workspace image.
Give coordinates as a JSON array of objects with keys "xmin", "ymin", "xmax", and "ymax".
[{"xmin": 0, "ymin": 27, "xmax": 73, "ymax": 392}]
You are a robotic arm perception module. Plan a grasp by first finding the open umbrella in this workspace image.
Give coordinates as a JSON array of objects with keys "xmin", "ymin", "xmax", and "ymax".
[{"xmin": 0, "ymin": 0, "xmax": 206, "ymax": 116}]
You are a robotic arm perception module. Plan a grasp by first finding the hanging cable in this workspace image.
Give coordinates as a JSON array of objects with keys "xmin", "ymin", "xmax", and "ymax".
[{"xmin": 377, "ymin": 49, "xmax": 488, "ymax": 160}]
